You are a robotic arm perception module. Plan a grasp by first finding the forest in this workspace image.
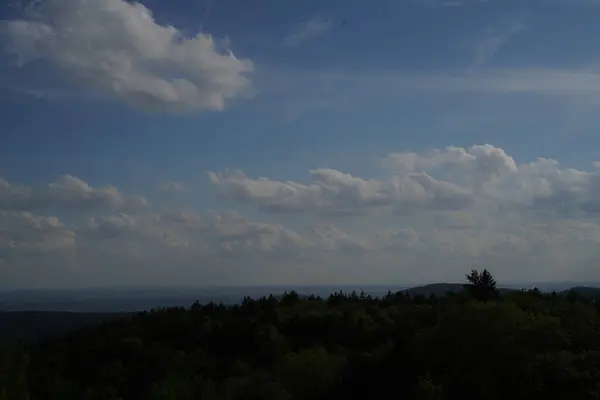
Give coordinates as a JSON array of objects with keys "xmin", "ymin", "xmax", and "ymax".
[{"xmin": 2, "ymin": 269, "xmax": 600, "ymax": 400}]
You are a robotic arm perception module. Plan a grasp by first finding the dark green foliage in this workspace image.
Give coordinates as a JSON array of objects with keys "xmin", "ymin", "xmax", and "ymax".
[
  {"xmin": 463, "ymin": 268, "xmax": 499, "ymax": 301},
  {"xmin": 0, "ymin": 341, "xmax": 30, "ymax": 400},
  {"xmin": 3, "ymin": 270, "xmax": 600, "ymax": 399},
  {"xmin": 402, "ymin": 283, "xmax": 465, "ymax": 297},
  {"xmin": 0, "ymin": 311, "xmax": 126, "ymax": 341}
]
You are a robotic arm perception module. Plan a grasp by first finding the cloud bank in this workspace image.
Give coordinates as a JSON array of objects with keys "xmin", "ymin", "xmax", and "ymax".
[
  {"xmin": 0, "ymin": 175, "xmax": 147, "ymax": 212},
  {"xmin": 210, "ymin": 144, "xmax": 600, "ymax": 218},
  {"xmin": 3, "ymin": 145, "xmax": 600, "ymax": 288}
]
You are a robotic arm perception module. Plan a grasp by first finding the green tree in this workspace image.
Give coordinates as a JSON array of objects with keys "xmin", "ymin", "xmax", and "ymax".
[
  {"xmin": 0, "ymin": 342, "xmax": 30, "ymax": 400},
  {"xmin": 417, "ymin": 374, "xmax": 445, "ymax": 400},
  {"xmin": 463, "ymin": 269, "xmax": 498, "ymax": 302}
]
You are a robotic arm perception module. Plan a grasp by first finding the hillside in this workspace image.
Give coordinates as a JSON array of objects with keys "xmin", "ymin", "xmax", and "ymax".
[
  {"xmin": 401, "ymin": 283, "xmax": 465, "ymax": 297},
  {"xmin": 2, "ymin": 283, "xmax": 600, "ymax": 343},
  {"xmin": 2, "ymin": 270, "xmax": 600, "ymax": 399},
  {"xmin": 401, "ymin": 283, "xmax": 518, "ymax": 297},
  {"xmin": 0, "ymin": 311, "xmax": 127, "ymax": 341},
  {"xmin": 561, "ymin": 286, "xmax": 600, "ymax": 297}
]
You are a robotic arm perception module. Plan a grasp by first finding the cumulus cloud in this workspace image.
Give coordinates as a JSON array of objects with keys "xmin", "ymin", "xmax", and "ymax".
[
  {"xmin": 0, "ymin": 178, "xmax": 32, "ymax": 209},
  {"xmin": 208, "ymin": 168, "xmax": 472, "ymax": 214},
  {"xmin": 83, "ymin": 213, "xmax": 137, "ymax": 239},
  {"xmin": 0, "ymin": 211, "xmax": 76, "ymax": 255},
  {"xmin": 0, "ymin": 175, "xmax": 147, "ymax": 211},
  {"xmin": 0, "ymin": 0, "xmax": 253, "ymax": 112},
  {"xmin": 310, "ymin": 224, "xmax": 372, "ymax": 252},
  {"xmin": 283, "ymin": 17, "xmax": 332, "ymax": 47},
  {"xmin": 381, "ymin": 144, "xmax": 518, "ymax": 178},
  {"xmin": 210, "ymin": 144, "xmax": 600, "ymax": 218},
  {"xmin": 78, "ymin": 209, "xmax": 376, "ymax": 259},
  {"xmin": 79, "ymin": 210, "xmax": 303, "ymax": 255},
  {"xmin": 7, "ymin": 145, "xmax": 600, "ymax": 287}
]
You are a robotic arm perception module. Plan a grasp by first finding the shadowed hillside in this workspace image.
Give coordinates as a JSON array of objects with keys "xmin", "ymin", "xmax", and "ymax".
[
  {"xmin": 2, "ymin": 270, "xmax": 600, "ymax": 399},
  {"xmin": 0, "ymin": 311, "xmax": 127, "ymax": 341},
  {"xmin": 2, "ymin": 281, "xmax": 600, "ymax": 343}
]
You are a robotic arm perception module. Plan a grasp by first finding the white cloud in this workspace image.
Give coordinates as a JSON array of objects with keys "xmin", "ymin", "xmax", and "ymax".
[
  {"xmin": 469, "ymin": 14, "xmax": 527, "ymax": 69},
  {"xmin": 263, "ymin": 67, "xmax": 600, "ymax": 103},
  {"xmin": 83, "ymin": 213, "xmax": 137, "ymax": 239},
  {"xmin": 78, "ymin": 210, "xmax": 377, "ymax": 259},
  {"xmin": 310, "ymin": 224, "xmax": 372, "ymax": 252},
  {"xmin": 7, "ymin": 145, "xmax": 600, "ymax": 287},
  {"xmin": 411, "ymin": 70, "xmax": 600, "ymax": 94},
  {"xmin": 381, "ymin": 144, "xmax": 519, "ymax": 187},
  {"xmin": 283, "ymin": 17, "xmax": 332, "ymax": 47},
  {"xmin": 208, "ymin": 168, "xmax": 472, "ymax": 214},
  {"xmin": 417, "ymin": 0, "xmax": 600, "ymax": 7},
  {"xmin": 0, "ymin": 178, "xmax": 32, "ymax": 209},
  {"xmin": 46, "ymin": 175, "xmax": 148, "ymax": 210},
  {"xmin": 0, "ymin": 0, "xmax": 253, "ymax": 112},
  {"xmin": 156, "ymin": 181, "xmax": 186, "ymax": 193},
  {"xmin": 0, "ymin": 175, "xmax": 148, "ymax": 212},
  {"xmin": 0, "ymin": 211, "xmax": 76, "ymax": 255},
  {"xmin": 79, "ymin": 210, "xmax": 307, "ymax": 256},
  {"xmin": 256, "ymin": 66, "xmax": 600, "ymax": 121},
  {"xmin": 210, "ymin": 144, "xmax": 600, "ymax": 219}
]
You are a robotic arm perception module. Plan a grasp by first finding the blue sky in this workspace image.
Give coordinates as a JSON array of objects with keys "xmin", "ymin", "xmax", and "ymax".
[{"xmin": 2, "ymin": 0, "xmax": 600, "ymax": 288}]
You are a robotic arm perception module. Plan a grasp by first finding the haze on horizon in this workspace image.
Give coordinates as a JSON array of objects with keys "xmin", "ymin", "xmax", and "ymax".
[{"xmin": 2, "ymin": 0, "xmax": 600, "ymax": 289}]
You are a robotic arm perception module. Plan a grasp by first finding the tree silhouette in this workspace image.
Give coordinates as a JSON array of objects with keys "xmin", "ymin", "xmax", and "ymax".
[
  {"xmin": 10, "ymin": 269, "xmax": 600, "ymax": 399},
  {"xmin": 463, "ymin": 269, "xmax": 498, "ymax": 302}
]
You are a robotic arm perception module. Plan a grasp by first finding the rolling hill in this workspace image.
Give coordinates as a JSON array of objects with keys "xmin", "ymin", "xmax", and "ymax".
[
  {"xmin": 0, "ymin": 311, "xmax": 127, "ymax": 341},
  {"xmin": 399, "ymin": 283, "xmax": 600, "ymax": 298},
  {"xmin": 2, "ymin": 284, "xmax": 600, "ymax": 342}
]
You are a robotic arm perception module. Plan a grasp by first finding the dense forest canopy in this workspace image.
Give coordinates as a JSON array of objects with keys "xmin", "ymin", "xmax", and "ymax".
[{"xmin": 2, "ymin": 270, "xmax": 600, "ymax": 399}]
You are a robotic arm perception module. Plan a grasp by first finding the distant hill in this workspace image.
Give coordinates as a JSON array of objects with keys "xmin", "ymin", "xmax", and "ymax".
[
  {"xmin": 401, "ymin": 283, "xmax": 465, "ymax": 297},
  {"xmin": 273, "ymin": 293, "xmax": 312, "ymax": 301},
  {"xmin": 2, "ymin": 285, "xmax": 600, "ymax": 342},
  {"xmin": 401, "ymin": 283, "xmax": 519, "ymax": 297},
  {"xmin": 0, "ymin": 311, "xmax": 127, "ymax": 342},
  {"xmin": 559, "ymin": 286, "xmax": 600, "ymax": 297},
  {"xmin": 0, "ymin": 285, "xmax": 402, "ymax": 312}
]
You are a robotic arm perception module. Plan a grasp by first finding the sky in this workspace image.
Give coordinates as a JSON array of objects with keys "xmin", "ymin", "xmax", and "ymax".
[{"xmin": 2, "ymin": 0, "xmax": 600, "ymax": 289}]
